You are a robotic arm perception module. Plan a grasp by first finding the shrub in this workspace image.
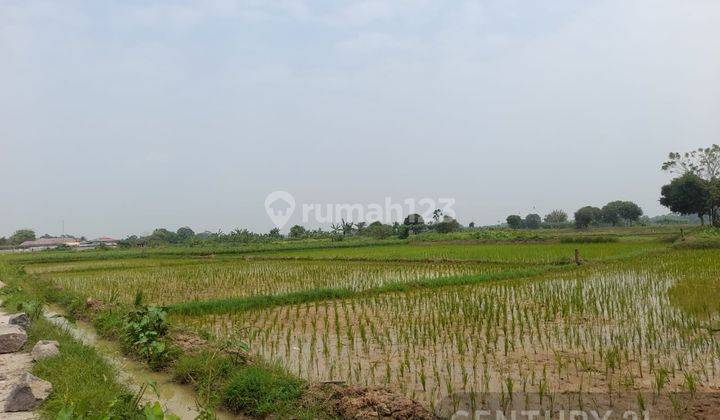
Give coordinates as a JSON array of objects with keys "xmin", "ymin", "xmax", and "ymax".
[{"xmin": 121, "ymin": 306, "xmax": 177, "ymax": 370}]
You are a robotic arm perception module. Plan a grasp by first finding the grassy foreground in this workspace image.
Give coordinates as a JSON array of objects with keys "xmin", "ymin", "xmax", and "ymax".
[
  {"xmin": 1, "ymin": 262, "xmax": 338, "ymax": 419},
  {"xmin": 1, "ymin": 265, "xmax": 143, "ymax": 418}
]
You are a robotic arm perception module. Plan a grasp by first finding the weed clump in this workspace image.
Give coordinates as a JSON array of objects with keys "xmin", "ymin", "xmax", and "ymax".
[
  {"xmin": 223, "ymin": 364, "xmax": 303, "ymax": 416},
  {"xmin": 121, "ymin": 304, "xmax": 178, "ymax": 370}
]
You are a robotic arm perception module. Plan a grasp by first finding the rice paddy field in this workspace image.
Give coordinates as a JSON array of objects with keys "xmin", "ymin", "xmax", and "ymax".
[
  {"xmin": 251, "ymin": 241, "xmax": 666, "ymax": 263},
  {"xmin": 37, "ymin": 259, "xmax": 531, "ymax": 306},
  {"xmin": 11, "ymin": 234, "xmax": 720, "ymax": 416}
]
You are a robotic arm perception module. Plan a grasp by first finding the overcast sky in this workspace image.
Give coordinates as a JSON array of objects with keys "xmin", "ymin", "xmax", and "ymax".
[{"xmin": 2, "ymin": 0, "xmax": 719, "ymax": 238}]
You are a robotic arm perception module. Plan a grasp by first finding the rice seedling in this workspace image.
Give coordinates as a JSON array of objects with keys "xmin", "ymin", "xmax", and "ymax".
[
  {"xmin": 42, "ymin": 259, "xmax": 528, "ymax": 306},
  {"xmin": 254, "ymin": 242, "xmax": 667, "ymax": 264},
  {"xmin": 171, "ymin": 250, "xmax": 720, "ymax": 409}
]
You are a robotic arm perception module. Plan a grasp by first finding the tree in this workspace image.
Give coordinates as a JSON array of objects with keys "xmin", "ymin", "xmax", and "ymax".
[
  {"xmin": 524, "ymin": 214, "xmax": 542, "ymax": 229},
  {"xmin": 662, "ymin": 144, "xmax": 720, "ymax": 180},
  {"xmin": 435, "ymin": 216, "xmax": 461, "ymax": 233},
  {"xmin": 355, "ymin": 222, "xmax": 367, "ymax": 235},
  {"xmin": 10, "ymin": 229, "xmax": 35, "ymax": 245},
  {"xmin": 268, "ymin": 228, "xmax": 282, "ymax": 238},
  {"xmin": 574, "ymin": 206, "xmax": 602, "ymax": 229},
  {"xmin": 176, "ymin": 226, "xmax": 195, "ymax": 240},
  {"xmin": 544, "ymin": 210, "xmax": 568, "ymax": 224},
  {"xmin": 0, "ymin": 237, "xmax": 7, "ymax": 246},
  {"xmin": 617, "ymin": 201, "xmax": 643, "ymax": 224},
  {"xmin": 365, "ymin": 221, "xmax": 394, "ymax": 239},
  {"xmin": 601, "ymin": 201, "xmax": 643, "ymax": 226},
  {"xmin": 661, "ymin": 145, "xmax": 720, "ymax": 226},
  {"xmin": 339, "ymin": 219, "xmax": 355, "ymax": 236},
  {"xmin": 148, "ymin": 228, "xmax": 178, "ymax": 244},
  {"xmin": 468, "ymin": 222, "xmax": 475, "ymax": 228},
  {"xmin": 601, "ymin": 201, "xmax": 623, "ymax": 226},
  {"xmin": 432, "ymin": 209, "xmax": 443, "ymax": 223},
  {"xmin": 660, "ymin": 173, "xmax": 710, "ymax": 225},
  {"xmin": 289, "ymin": 225, "xmax": 307, "ymax": 238},
  {"xmin": 506, "ymin": 215, "xmax": 523, "ymax": 229}
]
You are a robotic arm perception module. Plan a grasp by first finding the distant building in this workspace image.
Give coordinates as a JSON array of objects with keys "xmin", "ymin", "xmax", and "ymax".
[
  {"xmin": 19, "ymin": 237, "xmax": 81, "ymax": 251},
  {"xmin": 78, "ymin": 237, "xmax": 118, "ymax": 250}
]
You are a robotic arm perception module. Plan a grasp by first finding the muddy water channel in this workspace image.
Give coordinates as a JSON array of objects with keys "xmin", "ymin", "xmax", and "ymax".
[
  {"xmin": 177, "ymin": 258, "xmax": 720, "ymax": 415},
  {"xmin": 44, "ymin": 307, "xmax": 236, "ymax": 420}
]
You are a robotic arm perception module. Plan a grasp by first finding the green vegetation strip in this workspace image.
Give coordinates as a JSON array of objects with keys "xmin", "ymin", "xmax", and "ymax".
[
  {"xmin": 167, "ymin": 265, "xmax": 566, "ymax": 316},
  {"xmin": 6, "ymin": 238, "xmax": 406, "ymax": 265}
]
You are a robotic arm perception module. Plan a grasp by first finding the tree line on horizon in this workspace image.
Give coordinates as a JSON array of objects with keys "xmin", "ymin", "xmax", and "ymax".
[
  {"xmin": 505, "ymin": 201, "xmax": 643, "ymax": 231},
  {"xmin": 4, "ymin": 146, "xmax": 716, "ymax": 248}
]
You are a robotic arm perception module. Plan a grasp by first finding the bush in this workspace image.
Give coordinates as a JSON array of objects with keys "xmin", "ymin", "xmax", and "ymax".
[
  {"xmin": 223, "ymin": 364, "xmax": 303, "ymax": 416},
  {"xmin": 397, "ymin": 225, "xmax": 410, "ymax": 239},
  {"xmin": 121, "ymin": 306, "xmax": 177, "ymax": 370}
]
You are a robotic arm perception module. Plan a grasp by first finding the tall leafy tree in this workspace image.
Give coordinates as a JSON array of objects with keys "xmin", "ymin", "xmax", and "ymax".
[
  {"xmin": 660, "ymin": 173, "xmax": 710, "ymax": 225},
  {"xmin": 544, "ymin": 210, "xmax": 568, "ymax": 224},
  {"xmin": 176, "ymin": 226, "xmax": 195, "ymax": 240},
  {"xmin": 617, "ymin": 201, "xmax": 643, "ymax": 223},
  {"xmin": 524, "ymin": 214, "xmax": 542, "ymax": 229},
  {"xmin": 661, "ymin": 145, "xmax": 720, "ymax": 225},
  {"xmin": 662, "ymin": 144, "xmax": 720, "ymax": 180},
  {"xmin": 506, "ymin": 215, "xmax": 523, "ymax": 229},
  {"xmin": 574, "ymin": 206, "xmax": 602, "ymax": 229},
  {"xmin": 601, "ymin": 202, "xmax": 624, "ymax": 226},
  {"xmin": 289, "ymin": 225, "xmax": 307, "ymax": 238}
]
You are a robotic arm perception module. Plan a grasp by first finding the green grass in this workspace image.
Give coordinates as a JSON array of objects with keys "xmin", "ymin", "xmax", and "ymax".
[
  {"xmin": 172, "ymin": 351, "xmax": 331, "ymax": 418},
  {"xmin": 223, "ymin": 363, "xmax": 304, "ymax": 416},
  {"xmin": 665, "ymin": 249, "xmax": 720, "ymax": 317},
  {"xmin": 673, "ymin": 227, "xmax": 720, "ymax": 249},
  {"xmin": 3, "ymin": 237, "xmax": 403, "ymax": 265},
  {"xmin": 25, "ymin": 317, "xmax": 139, "ymax": 418},
  {"xmin": 0, "ymin": 263, "xmax": 140, "ymax": 418},
  {"xmin": 3, "ymin": 260, "xmax": 335, "ymax": 419}
]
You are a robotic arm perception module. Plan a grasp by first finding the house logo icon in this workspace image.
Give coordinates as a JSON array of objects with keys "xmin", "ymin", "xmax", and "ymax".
[{"xmin": 265, "ymin": 191, "xmax": 296, "ymax": 228}]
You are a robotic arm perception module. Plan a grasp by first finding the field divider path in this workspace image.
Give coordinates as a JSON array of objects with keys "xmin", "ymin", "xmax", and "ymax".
[{"xmin": 167, "ymin": 264, "xmax": 573, "ymax": 316}]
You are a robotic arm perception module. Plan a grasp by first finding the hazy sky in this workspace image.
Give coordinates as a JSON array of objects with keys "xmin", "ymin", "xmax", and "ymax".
[{"xmin": 2, "ymin": 0, "xmax": 719, "ymax": 238}]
